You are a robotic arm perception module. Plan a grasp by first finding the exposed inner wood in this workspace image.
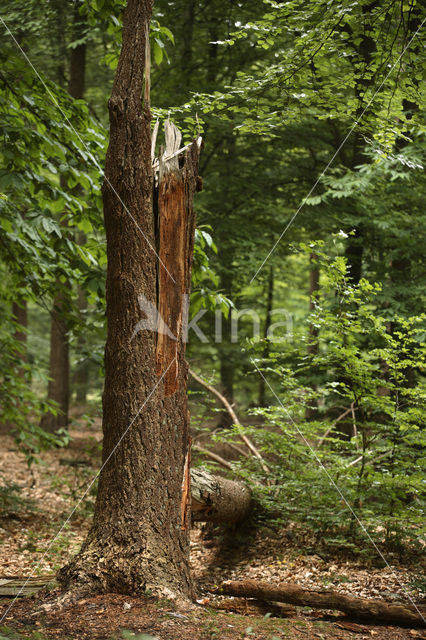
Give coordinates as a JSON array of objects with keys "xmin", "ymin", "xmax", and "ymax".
[{"xmin": 155, "ymin": 120, "xmax": 199, "ymax": 396}]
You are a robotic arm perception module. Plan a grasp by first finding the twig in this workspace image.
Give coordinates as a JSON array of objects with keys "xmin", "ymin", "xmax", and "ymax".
[
  {"xmin": 317, "ymin": 406, "xmax": 356, "ymax": 448},
  {"xmin": 350, "ymin": 401, "xmax": 359, "ymax": 449},
  {"xmin": 192, "ymin": 445, "xmax": 233, "ymax": 470},
  {"xmin": 227, "ymin": 442, "xmax": 251, "ymax": 458},
  {"xmin": 189, "ymin": 368, "xmax": 270, "ymax": 475},
  {"xmin": 347, "ymin": 449, "xmax": 392, "ymax": 467}
]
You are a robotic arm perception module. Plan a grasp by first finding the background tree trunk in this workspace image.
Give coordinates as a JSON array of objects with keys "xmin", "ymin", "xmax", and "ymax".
[
  {"xmin": 258, "ymin": 266, "xmax": 273, "ymax": 407},
  {"xmin": 42, "ymin": 8, "xmax": 87, "ymax": 430},
  {"xmin": 59, "ymin": 0, "xmax": 201, "ymax": 601},
  {"xmin": 40, "ymin": 292, "xmax": 70, "ymax": 432},
  {"xmin": 305, "ymin": 253, "xmax": 319, "ymax": 419},
  {"xmin": 12, "ymin": 300, "xmax": 27, "ymax": 371}
]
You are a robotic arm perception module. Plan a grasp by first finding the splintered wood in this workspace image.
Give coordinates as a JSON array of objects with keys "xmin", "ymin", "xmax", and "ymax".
[{"xmin": 155, "ymin": 120, "xmax": 201, "ymax": 395}]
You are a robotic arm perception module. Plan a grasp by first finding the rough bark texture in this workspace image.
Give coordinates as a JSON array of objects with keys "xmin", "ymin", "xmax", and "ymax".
[
  {"xmin": 58, "ymin": 0, "xmax": 200, "ymax": 602},
  {"xmin": 191, "ymin": 469, "xmax": 251, "ymax": 524},
  {"xmin": 219, "ymin": 580, "xmax": 426, "ymax": 627}
]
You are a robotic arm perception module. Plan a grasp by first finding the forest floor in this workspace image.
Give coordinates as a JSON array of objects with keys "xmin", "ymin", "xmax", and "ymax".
[{"xmin": 0, "ymin": 417, "xmax": 425, "ymax": 640}]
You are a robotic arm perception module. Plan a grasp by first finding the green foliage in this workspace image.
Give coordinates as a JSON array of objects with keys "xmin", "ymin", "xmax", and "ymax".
[
  {"xmin": 191, "ymin": 226, "xmax": 233, "ymax": 317},
  {"xmin": 217, "ymin": 247, "xmax": 425, "ymax": 557}
]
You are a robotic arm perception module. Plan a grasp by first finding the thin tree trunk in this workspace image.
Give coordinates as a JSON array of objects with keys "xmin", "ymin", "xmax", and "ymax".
[
  {"xmin": 344, "ymin": 3, "xmax": 378, "ymax": 284},
  {"xmin": 41, "ymin": 291, "xmax": 70, "ymax": 431},
  {"xmin": 59, "ymin": 0, "xmax": 201, "ymax": 600},
  {"xmin": 305, "ymin": 253, "xmax": 319, "ymax": 419},
  {"xmin": 218, "ymin": 265, "xmax": 234, "ymax": 427},
  {"xmin": 42, "ymin": 10, "xmax": 87, "ymax": 428},
  {"xmin": 73, "ymin": 272, "xmax": 89, "ymax": 404},
  {"xmin": 12, "ymin": 300, "xmax": 27, "ymax": 365},
  {"xmin": 258, "ymin": 266, "xmax": 273, "ymax": 407}
]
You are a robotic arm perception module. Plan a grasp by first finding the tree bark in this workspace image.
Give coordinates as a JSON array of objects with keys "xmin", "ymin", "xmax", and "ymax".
[
  {"xmin": 219, "ymin": 580, "xmax": 426, "ymax": 627},
  {"xmin": 191, "ymin": 469, "xmax": 251, "ymax": 524},
  {"xmin": 59, "ymin": 0, "xmax": 201, "ymax": 601}
]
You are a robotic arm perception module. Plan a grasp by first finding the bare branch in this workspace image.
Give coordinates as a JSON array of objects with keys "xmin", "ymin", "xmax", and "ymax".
[{"xmin": 189, "ymin": 368, "xmax": 270, "ymax": 475}]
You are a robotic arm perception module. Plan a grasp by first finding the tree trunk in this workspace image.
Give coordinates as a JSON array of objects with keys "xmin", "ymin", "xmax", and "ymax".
[
  {"xmin": 40, "ymin": 291, "xmax": 69, "ymax": 432},
  {"xmin": 42, "ymin": 10, "xmax": 87, "ymax": 429},
  {"xmin": 258, "ymin": 266, "xmax": 273, "ymax": 407},
  {"xmin": 191, "ymin": 469, "xmax": 251, "ymax": 524},
  {"xmin": 69, "ymin": 17, "xmax": 88, "ymax": 405},
  {"xmin": 73, "ymin": 271, "xmax": 89, "ymax": 405},
  {"xmin": 59, "ymin": 0, "xmax": 201, "ymax": 601},
  {"xmin": 343, "ymin": 3, "xmax": 378, "ymax": 285},
  {"xmin": 219, "ymin": 580, "xmax": 426, "ymax": 627},
  {"xmin": 12, "ymin": 300, "xmax": 27, "ymax": 373},
  {"xmin": 218, "ymin": 260, "xmax": 234, "ymax": 427},
  {"xmin": 305, "ymin": 253, "xmax": 319, "ymax": 419}
]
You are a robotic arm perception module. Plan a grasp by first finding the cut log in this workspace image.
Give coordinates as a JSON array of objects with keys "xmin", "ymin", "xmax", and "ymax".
[
  {"xmin": 218, "ymin": 580, "xmax": 426, "ymax": 627},
  {"xmin": 191, "ymin": 469, "xmax": 251, "ymax": 524},
  {"xmin": 209, "ymin": 597, "xmax": 296, "ymax": 618}
]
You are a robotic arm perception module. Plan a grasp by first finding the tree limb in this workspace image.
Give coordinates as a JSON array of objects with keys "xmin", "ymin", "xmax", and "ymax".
[{"xmin": 189, "ymin": 368, "xmax": 270, "ymax": 474}]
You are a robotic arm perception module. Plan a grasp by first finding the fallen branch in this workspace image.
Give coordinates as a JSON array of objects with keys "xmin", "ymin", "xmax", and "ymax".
[
  {"xmin": 189, "ymin": 368, "xmax": 270, "ymax": 474},
  {"xmin": 192, "ymin": 444, "xmax": 233, "ymax": 470},
  {"xmin": 217, "ymin": 580, "xmax": 426, "ymax": 627},
  {"xmin": 209, "ymin": 597, "xmax": 295, "ymax": 618}
]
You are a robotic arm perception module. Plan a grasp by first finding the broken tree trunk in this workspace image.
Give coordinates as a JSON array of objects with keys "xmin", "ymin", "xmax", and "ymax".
[
  {"xmin": 218, "ymin": 580, "xmax": 426, "ymax": 627},
  {"xmin": 191, "ymin": 469, "xmax": 251, "ymax": 524},
  {"xmin": 58, "ymin": 1, "xmax": 202, "ymax": 601}
]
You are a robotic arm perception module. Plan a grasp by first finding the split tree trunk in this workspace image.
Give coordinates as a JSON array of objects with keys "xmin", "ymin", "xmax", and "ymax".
[
  {"xmin": 219, "ymin": 580, "xmax": 426, "ymax": 627},
  {"xmin": 59, "ymin": 0, "xmax": 201, "ymax": 601}
]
